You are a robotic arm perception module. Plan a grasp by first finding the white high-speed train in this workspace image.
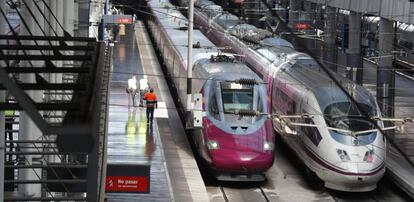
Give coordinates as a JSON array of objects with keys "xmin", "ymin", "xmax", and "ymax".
[{"xmin": 191, "ymin": 0, "xmax": 387, "ymax": 191}]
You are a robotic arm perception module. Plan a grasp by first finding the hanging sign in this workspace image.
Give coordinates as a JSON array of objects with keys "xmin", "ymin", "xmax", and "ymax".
[
  {"xmin": 234, "ymin": 0, "xmax": 244, "ymax": 4},
  {"xmin": 103, "ymin": 15, "xmax": 133, "ymax": 24},
  {"xmin": 295, "ymin": 23, "xmax": 310, "ymax": 30}
]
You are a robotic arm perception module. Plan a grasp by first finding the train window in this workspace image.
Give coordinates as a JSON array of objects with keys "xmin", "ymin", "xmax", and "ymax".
[
  {"xmin": 274, "ymin": 88, "xmax": 296, "ymax": 115},
  {"xmin": 257, "ymin": 93, "xmax": 263, "ymax": 113},
  {"xmin": 303, "ymin": 118, "xmax": 322, "ymax": 146},
  {"xmin": 324, "ymin": 102, "xmax": 375, "ymax": 130},
  {"xmin": 220, "ymin": 83, "xmax": 253, "ymax": 114},
  {"xmin": 330, "ymin": 130, "xmax": 377, "ymax": 146},
  {"xmin": 296, "ymin": 59, "xmax": 319, "ymax": 68},
  {"xmin": 287, "ymin": 101, "xmax": 296, "ymax": 115},
  {"xmin": 324, "ymin": 102, "xmax": 378, "ymax": 146},
  {"xmin": 210, "ymin": 92, "xmax": 220, "ymax": 120}
]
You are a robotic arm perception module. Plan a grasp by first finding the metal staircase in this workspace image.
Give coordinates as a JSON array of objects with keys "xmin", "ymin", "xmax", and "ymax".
[{"xmin": 0, "ymin": 10, "xmax": 111, "ymax": 202}]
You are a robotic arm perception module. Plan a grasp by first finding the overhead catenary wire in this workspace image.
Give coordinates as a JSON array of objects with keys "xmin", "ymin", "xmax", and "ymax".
[
  {"xmin": 192, "ymin": 2, "xmax": 414, "ymax": 90},
  {"xmin": 111, "ymin": 2, "xmax": 414, "ymax": 55},
  {"xmin": 106, "ymin": 6, "xmax": 414, "ymax": 119},
  {"xmin": 108, "ymin": 6, "xmax": 414, "ymax": 75},
  {"xmin": 150, "ymin": 4, "xmax": 414, "ymax": 79},
  {"xmin": 192, "ymin": 0, "xmax": 414, "ymax": 57}
]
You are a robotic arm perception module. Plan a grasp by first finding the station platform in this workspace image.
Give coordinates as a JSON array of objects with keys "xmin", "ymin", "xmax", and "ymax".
[
  {"xmin": 104, "ymin": 22, "xmax": 209, "ymax": 201},
  {"xmin": 361, "ymin": 57, "xmax": 414, "ymax": 199},
  {"xmin": 333, "ymin": 49, "xmax": 414, "ymax": 198}
]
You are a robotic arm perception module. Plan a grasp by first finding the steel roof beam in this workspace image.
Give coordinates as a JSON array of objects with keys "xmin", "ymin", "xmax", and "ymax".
[
  {"xmin": 0, "ymin": 103, "xmax": 80, "ymax": 110},
  {"xmin": 0, "ymin": 55, "xmax": 92, "ymax": 61},
  {"xmin": 0, "ymin": 35, "xmax": 96, "ymax": 42},
  {"xmin": 0, "ymin": 84, "xmax": 86, "ymax": 90},
  {"xmin": 0, "ymin": 45, "xmax": 95, "ymax": 51},
  {"xmin": 4, "ymin": 67, "xmax": 90, "ymax": 73}
]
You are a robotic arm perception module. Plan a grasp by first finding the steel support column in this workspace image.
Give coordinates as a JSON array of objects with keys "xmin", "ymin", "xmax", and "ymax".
[
  {"xmin": 281, "ymin": 0, "xmax": 289, "ymax": 22},
  {"xmin": 0, "ymin": 1, "xmax": 5, "ymax": 198},
  {"xmin": 0, "ymin": 92, "xmax": 4, "ymax": 200},
  {"xmin": 302, "ymin": 1, "xmax": 314, "ymax": 50},
  {"xmin": 347, "ymin": 11, "xmax": 363, "ymax": 84},
  {"xmin": 186, "ymin": 0, "xmax": 194, "ymax": 115},
  {"xmin": 63, "ymin": 0, "xmax": 75, "ymax": 36},
  {"xmin": 377, "ymin": 18, "xmax": 395, "ymax": 118},
  {"xmin": 49, "ymin": 0, "xmax": 64, "ymax": 85},
  {"xmin": 76, "ymin": 0, "xmax": 91, "ymax": 37},
  {"xmin": 323, "ymin": 6, "xmax": 337, "ymax": 71},
  {"xmin": 289, "ymin": 0, "xmax": 301, "ymax": 28},
  {"xmin": 18, "ymin": 1, "xmax": 44, "ymax": 197}
]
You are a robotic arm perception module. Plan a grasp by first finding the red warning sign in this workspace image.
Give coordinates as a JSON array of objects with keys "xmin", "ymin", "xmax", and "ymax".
[
  {"xmin": 117, "ymin": 17, "xmax": 133, "ymax": 24},
  {"xmin": 234, "ymin": 0, "xmax": 244, "ymax": 4},
  {"xmin": 105, "ymin": 176, "xmax": 149, "ymax": 193},
  {"xmin": 295, "ymin": 23, "xmax": 310, "ymax": 30}
]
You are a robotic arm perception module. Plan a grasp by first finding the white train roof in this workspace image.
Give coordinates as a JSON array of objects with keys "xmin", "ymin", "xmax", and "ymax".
[
  {"xmin": 257, "ymin": 46, "xmax": 376, "ymax": 108},
  {"xmin": 148, "ymin": 0, "xmax": 263, "ymax": 82},
  {"xmin": 261, "ymin": 38, "xmax": 294, "ymax": 48},
  {"xmin": 195, "ymin": 0, "xmax": 223, "ymax": 18},
  {"xmin": 214, "ymin": 13, "xmax": 240, "ymax": 30},
  {"xmin": 195, "ymin": 0, "xmax": 215, "ymax": 7},
  {"xmin": 228, "ymin": 24, "xmax": 272, "ymax": 41},
  {"xmin": 148, "ymin": 0, "xmax": 218, "ymax": 67}
]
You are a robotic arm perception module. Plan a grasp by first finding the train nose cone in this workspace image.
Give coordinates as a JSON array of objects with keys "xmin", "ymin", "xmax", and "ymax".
[
  {"xmin": 211, "ymin": 150, "xmax": 273, "ymax": 172},
  {"xmin": 322, "ymin": 162, "xmax": 385, "ymax": 192}
]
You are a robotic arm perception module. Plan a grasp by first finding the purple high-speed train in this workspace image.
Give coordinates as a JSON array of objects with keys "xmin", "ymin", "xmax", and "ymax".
[{"xmin": 146, "ymin": 0, "xmax": 275, "ymax": 181}]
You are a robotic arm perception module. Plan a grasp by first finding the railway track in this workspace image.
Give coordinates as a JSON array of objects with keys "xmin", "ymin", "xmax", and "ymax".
[
  {"xmin": 204, "ymin": 143, "xmax": 411, "ymax": 202},
  {"xmin": 208, "ymin": 180, "xmax": 410, "ymax": 202},
  {"xmin": 212, "ymin": 184, "xmax": 274, "ymax": 202}
]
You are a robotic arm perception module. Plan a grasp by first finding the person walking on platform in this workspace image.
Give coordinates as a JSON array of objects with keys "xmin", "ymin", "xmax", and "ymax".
[
  {"xmin": 139, "ymin": 75, "xmax": 149, "ymax": 107},
  {"xmin": 4, "ymin": 108, "xmax": 14, "ymax": 161},
  {"xmin": 143, "ymin": 88, "xmax": 158, "ymax": 125},
  {"xmin": 127, "ymin": 75, "xmax": 139, "ymax": 107}
]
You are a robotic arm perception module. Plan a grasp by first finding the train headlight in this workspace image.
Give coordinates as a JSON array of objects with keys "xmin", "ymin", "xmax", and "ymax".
[
  {"xmin": 207, "ymin": 141, "xmax": 220, "ymax": 150},
  {"xmin": 336, "ymin": 149, "xmax": 351, "ymax": 162},
  {"xmin": 363, "ymin": 150, "xmax": 374, "ymax": 162},
  {"xmin": 263, "ymin": 142, "xmax": 274, "ymax": 151}
]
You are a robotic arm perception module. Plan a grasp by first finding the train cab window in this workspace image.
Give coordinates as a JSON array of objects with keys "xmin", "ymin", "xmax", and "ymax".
[
  {"xmin": 257, "ymin": 93, "xmax": 263, "ymax": 113},
  {"xmin": 255, "ymin": 85, "xmax": 267, "ymax": 114},
  {"xmin": 324, "ymin": 102, "xmax": 377, "ymax": 146},
  {"xmin": 220, "ymin": 83, "xmax": 253, "ymax": 114},
  {"xmin": 209, "ymin": 92, "xmax": 220, "ymax": 120}
]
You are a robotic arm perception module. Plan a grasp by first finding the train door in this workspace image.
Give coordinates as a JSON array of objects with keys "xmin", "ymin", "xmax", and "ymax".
[
  {"xmin": 299, "ymin": 98, "xmax": 305, "ymax": 146},
  {"xmin": 287, "ymin": 93, "xmax": 300, "ymax": 152},
  {"xmin": 271, "ymin": 79, "xmax": 283, "ymax": 133}
]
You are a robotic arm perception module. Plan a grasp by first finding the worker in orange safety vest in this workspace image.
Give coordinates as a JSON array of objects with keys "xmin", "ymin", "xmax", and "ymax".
[{"xmin": 143, "ymin": 88, "xmax": 158, "ymax": 125}]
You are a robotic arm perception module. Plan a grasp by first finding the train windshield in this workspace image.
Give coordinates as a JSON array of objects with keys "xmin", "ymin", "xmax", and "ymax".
[
  {"xmin": 221, "ymin": 83, "xmax": 254, "ymax": 114},
  {"xmin": 324, "ymin": 102, "xmax": 377, "ymax": 145}
]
